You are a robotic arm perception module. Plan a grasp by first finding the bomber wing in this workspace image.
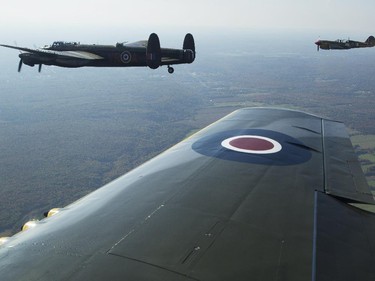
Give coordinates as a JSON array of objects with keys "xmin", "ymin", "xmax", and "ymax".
[
  {"xmin": 0, "ymin": 44, "xmax": 38, "ymax": 53},
  {"xmin": 0, "ymin": 108, "xmax": 374, "ymax": 281},
  {"xmin": 0, "ymin": 44, "xmax": 104, "ymax": 60},
  {"xmin": 124, "ymin": 40, "xmax": 148, "ymax": 48}
]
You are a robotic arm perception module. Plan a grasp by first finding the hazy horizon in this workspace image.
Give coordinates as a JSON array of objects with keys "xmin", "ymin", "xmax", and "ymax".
[
  {"xmin": 1, "ymin": 0, "xmax": 375, "ymax": 45},
  {"xmin": 2, "ymin": 1, "xmax": 375, "ymax": 30}
]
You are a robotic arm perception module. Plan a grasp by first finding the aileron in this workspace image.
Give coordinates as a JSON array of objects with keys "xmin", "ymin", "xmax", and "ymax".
[{"xmin": 322, "ymin": 119, "xmax": 374, "ymax": 204}]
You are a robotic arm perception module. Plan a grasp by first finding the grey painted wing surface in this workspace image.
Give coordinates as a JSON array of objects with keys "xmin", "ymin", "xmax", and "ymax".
[{"xmin": 0, "ymin": 108, "xmax": 374, "ymax": 281}]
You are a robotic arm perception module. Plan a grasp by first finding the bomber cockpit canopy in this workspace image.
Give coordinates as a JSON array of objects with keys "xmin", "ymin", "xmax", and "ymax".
[{"xmin": 51, "ymin": 41, "xmax": 79, "ymax": 47}]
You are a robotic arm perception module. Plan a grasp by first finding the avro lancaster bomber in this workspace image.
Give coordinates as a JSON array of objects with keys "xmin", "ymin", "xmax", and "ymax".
[{"xmin": 0, "ymin": 33, "xmax": 195, "ymax": 74}]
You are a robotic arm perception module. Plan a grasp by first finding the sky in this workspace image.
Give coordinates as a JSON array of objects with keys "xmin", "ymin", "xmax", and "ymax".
[{"xmin": 1, "ymin": 0, "xmax": 375, "ymax": 43}]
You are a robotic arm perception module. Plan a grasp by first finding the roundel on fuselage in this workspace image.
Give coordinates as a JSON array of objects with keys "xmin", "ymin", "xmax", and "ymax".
[{"xmin": 120, "ymin": 51, "xmax": 132, "ymax": 64}]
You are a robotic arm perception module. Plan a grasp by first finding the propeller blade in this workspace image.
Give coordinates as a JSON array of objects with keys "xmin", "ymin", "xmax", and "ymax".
[
  {"xmin": 316, "ymin": 36, "xmax": 321, "ymax": 52},
  {"xmin": 18, "ymin": 59, "xmax": 23, "ymax": 72},
  {"xmin": 38, "ymin": 64, "xmax": 42, "ymax": 73}
]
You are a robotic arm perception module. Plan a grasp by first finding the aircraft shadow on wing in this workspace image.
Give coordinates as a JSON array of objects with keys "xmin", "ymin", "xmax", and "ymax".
[
  {"xmin": 0, "ymin": 108, "xmax": 375, "ymax": 280},
  {"xmin": 0, "ymin": 33, "xmax": 195, "ymax": 74},
  {"xmin": 315, "ymin": 35, "xmax": 375, "ymax": 51}
]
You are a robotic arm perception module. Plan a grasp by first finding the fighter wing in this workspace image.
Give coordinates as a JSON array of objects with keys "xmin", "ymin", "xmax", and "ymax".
[
  {"xmin": 0, "ymin": 44, "xmax": 104, "ymax": 60},
  {"xmin": 0, "ymin": 108, "xmax": 374, "ymax": 281}
]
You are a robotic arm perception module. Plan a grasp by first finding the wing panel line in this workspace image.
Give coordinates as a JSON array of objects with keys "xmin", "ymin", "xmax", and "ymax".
[
  {"xmin": 311, "ymin": 190, "xmax": 318, "ymax": 281},
  {"xmin": 108, "ymin": 253, "xmax": 201, "ymax": 281},
  {"xmin": 321, "ymin": 119, "xmax": 327, "ymax": 193}
]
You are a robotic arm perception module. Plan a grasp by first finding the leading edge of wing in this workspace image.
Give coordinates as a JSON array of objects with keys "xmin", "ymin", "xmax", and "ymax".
[
  {"xmin": 0, "ymin": 44, "xmax": 36, "ymax": 53},
  {"xmin": 0, "ymin": 44, "xmax": 104, "ymax": 60},
  {"xmin": 0, "ymin": 107, "xmax": 374, "ymax": 281}
]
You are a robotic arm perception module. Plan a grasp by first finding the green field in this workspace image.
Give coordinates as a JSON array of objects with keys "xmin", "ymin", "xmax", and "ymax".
[{"xmin": 351, "ymin": 134, "xmax": 375, "ymax": 189}]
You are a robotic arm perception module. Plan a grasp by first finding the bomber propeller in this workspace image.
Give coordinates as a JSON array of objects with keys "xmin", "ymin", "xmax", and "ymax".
[
  {"xmin": 315, "ymin": 37, "xmax": 321, "ymax": 51},
  {"xmin": 18, "ymin": 59, "xmax": 23, "ymax": 72}
]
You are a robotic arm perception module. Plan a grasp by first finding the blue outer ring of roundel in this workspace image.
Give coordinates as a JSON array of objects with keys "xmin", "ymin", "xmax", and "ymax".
[
  {"xmin": 192, "ymin": 129, "xmax": 312, "ymax": 166},
  {"xmin": 121, "ymin": 51, "xmax": 132, "ymax": 63}
]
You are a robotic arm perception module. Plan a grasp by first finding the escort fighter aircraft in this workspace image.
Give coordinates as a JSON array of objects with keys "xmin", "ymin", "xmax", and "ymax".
[
  {"xmin": 315, "ymin": 35, "xmax": 375, "ymax": 51},
  {"xmin": 0, "ymin": 33, "xmax": 195, "ymax": 73},
  {"xmin": 0, "ymin": 107, "xmax": 374, "ymax": 281}
]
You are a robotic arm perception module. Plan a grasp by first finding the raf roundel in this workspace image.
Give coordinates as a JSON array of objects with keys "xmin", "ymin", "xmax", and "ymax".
[
  {"xmin": 192, "ymin": 129, "xmax": 312, "ymax": 166},
  {"xmin": 121, "ymin": 51, "xmax": 132, "ymax": 64},
  {"xmin": 221, "ymin": 135, "xmax": 282, "ymax": 154}
]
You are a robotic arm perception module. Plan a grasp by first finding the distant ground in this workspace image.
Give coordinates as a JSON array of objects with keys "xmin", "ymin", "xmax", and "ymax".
[{"xmin": 1, "ymin": 31, "xmax": 375, "ymax": 236}]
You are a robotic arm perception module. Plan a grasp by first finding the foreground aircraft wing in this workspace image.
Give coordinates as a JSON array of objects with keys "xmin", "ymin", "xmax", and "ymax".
[
  {"xmin": 0, "ymin": 44, "xmax": 104, "ymax": 60},
  {"xmin": 0, "ymin": 108, "xmax": 374, "ymax": 280}
]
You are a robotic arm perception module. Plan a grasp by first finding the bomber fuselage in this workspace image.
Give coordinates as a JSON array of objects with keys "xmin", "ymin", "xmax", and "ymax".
[{"xmin": 20, "ymin": 44, "xmax": 193, "ymax": 68}]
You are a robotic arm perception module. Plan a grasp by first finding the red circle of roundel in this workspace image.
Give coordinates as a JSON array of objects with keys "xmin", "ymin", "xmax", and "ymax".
[
  {"xmin": 231, "ymin": 137, "xmax": 273, "ymax": 150},
  {"xmin": 221, "ymin": 135, "xmax": 282, "ymax": 154}
]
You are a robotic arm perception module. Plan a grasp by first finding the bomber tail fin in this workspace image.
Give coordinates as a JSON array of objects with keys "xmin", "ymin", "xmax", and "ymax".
[
  {"xmin": 146, "ymin": 33, "xmax": 161, "ymax": 69},
  {"xmin": 182, "ymin": 33, "xmax": 195, "ymax": 63},
  {"xmin": 183, "ymin": 33, "xmax": 195, "ymax": 53},
  {"xmin": 365, "ymin": 35, "xmax": 375, "ymax": 46}
]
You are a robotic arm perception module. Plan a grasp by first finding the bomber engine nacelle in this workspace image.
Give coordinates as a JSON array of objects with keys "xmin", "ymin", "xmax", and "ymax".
[{"xmin": 146, "ymin": 33, "xmax": 161, "ymax": 69}]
